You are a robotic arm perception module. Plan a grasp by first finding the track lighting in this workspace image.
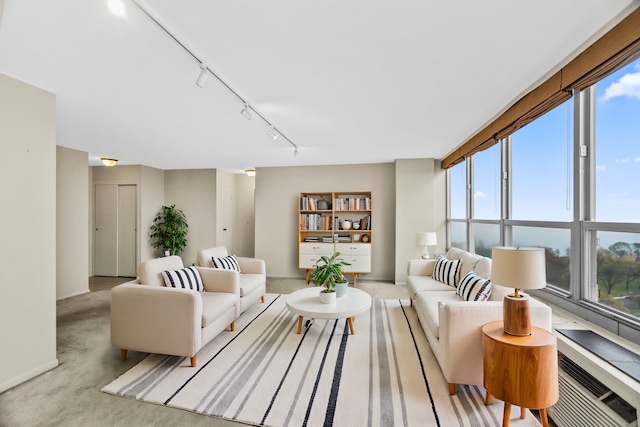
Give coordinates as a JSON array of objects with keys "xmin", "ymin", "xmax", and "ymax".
[
  {"xmin": 240, "ymin": 104, "xmax": 252, "ymax": 120},
  {"xmin": 267, "ymin": 126, "xmax": 278, "ymax": 140},
  {"xmin": 101, "ymin": 157, "xmax": 118, "ymax": 167},
  {"xmin": 293, "ymin": 147, "xmax": 299, "ymax": 157},
  {"xmin": 195, "ymin": 63, "xmax": 208, "ymax": 88}
]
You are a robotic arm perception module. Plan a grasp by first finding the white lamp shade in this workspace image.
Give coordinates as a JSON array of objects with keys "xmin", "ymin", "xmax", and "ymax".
[
  {"xmin": 416, "ymin": 232, "xmax": 437, "ymax": 247},
  {"xmin": 490, "ymin": 246, "xmax": 547, "ymax": 290}
]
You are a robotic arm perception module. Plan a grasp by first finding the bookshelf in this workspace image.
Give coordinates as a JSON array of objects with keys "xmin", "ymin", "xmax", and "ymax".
[{"xmin": 299, "ymin": 191, "xmax": 372, "ymax": 286}]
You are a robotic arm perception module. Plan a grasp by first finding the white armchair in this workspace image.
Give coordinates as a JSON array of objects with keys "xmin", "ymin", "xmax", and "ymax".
[
  {"xmin": 110, "ymin": 256, "xmax": 240, "ymax": 367},
  {"xmin": 196, "ymin": 247, "xmax": 266, "ymax": 314}
]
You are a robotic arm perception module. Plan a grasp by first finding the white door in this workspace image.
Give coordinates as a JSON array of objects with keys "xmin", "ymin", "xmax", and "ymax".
[
  {"xmin": 94, "ymin": 185, "xmax": 118, "ymax": 276},
  {"xmin": 117, "ymin": 185, "xmax": 137, "ymax": 277},
  {"xmin": 94, "ymin": 184, "xmax": 137, "ymax": 277},
  {"xmin": 219, "ymin": 185, "xmax": 233, "ymax": 251}
]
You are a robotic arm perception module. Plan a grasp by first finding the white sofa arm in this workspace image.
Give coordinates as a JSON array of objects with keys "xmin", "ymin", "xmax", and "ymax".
[
  {"xmin": 110, "ymin": 283, "xmax": 202, "ymax": 358},
  {"xmin": 408, "ymin": 259, "xmax": 436, "ymax": 276},
  {"xmin": 438, "ymin": 299, "xmax": 552, "ymax": 387},
  {"xmin": 196, "ymin": 267, "xmax": 240, "ymax": 296},
  {"xmin": 237, "ymin": 257, "xmax": 266, "ymax": 275}
]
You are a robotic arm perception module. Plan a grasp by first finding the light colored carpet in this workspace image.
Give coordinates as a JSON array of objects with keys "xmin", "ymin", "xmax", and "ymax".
[{"xmin": 102, "ymin": 294, "xmax": 541, "ymax": 427}]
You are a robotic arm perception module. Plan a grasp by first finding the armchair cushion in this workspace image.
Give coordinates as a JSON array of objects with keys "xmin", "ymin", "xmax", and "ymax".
[
  {"xmin": 200, "ymin": 292, "xmax": 240, "ymax": 327},
  {"xmin": 161, "ymin": 266, "xmax": 204, "ymax": 291},
  {"xmin": 456, "ymin": 272, "xmax": 492, "ymax": 302},
  {"xmin": 211, "ymin": 254, "xmax": 241, "ymax": 272},
  {"xmin": 432, "ymin": 256, "xmax": 461, "ymax": 287}
]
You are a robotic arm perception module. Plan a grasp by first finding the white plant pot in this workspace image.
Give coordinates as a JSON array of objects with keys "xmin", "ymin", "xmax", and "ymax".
[
  {"xmin": 335, "ymin": 281, "xmax": 348, "ymax": 298},
  {"xmin": 319, "ymin": 290, "xmax": 336, "ymax": 304}
]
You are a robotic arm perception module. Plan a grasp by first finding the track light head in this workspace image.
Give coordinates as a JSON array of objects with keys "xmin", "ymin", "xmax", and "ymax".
[
  {"xmin": 240, "ymin": 104, "xmax": 252, "ymax": 120},
  {"xmin": 267, "ymin": 127, "xmax": 278, "ymax": 140},
  {"xmin": 293, "ymin": 147, "xmax": 299, "ymax": 157},
  {"xmin": 196, "ymin": 63, "xmax": 208, "ymax": 88}
]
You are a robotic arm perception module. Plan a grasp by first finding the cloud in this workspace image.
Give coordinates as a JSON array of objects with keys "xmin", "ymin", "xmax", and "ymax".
[
  {"xmin": 635, "ymin": 157, "xmax": 640, "ymax": 162},
  {"xmin": 602, "ymin": 63, "xmax": 640, "ymax": 102},
  {"xmin": 474, "ymin": 190, "xmax": 487, "ymax": 199},
  {"xmin": 616, "ymin": 158, "xmax": 630, "ymax": 163},
  {"xmin": 596, "ymin": 165, "xmax": 606, "ymax": 171}
]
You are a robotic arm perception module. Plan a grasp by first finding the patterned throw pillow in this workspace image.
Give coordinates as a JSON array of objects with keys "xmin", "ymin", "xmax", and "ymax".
[
  {"xmin": 211, "ymin": 254, "xmax": 241, "ymax": 272},
  {"xmin": 432, "ymin": 256, "xmax": 461, "ymax": 287},
  {"xmin": 456, "ymin": 271, "xmax": 492, "ymax": 301},
  {"xmin": 161, "ymin": 266, "xmax": 204, "ymax": 292}
]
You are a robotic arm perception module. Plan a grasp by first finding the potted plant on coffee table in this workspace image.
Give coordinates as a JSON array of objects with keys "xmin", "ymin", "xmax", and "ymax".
[{"xmin": 307, "ymin": 252, "xmax": 351, "ymax": 303}]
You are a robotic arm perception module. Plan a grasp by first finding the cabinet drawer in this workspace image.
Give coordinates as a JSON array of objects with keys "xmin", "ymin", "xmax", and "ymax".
[
  {"xmin": 299, "ymin": 254, "xmax": 328, "ymax": 269},
  {"xmin": 299, "ymin": 243, "xmax": 334, "ymax": 255},
  {"xmin": 341, "ymin": 255, "xmax": 371, "ymax": 273},
  {"xmin": 335, "ymin": 243, "xmax": 371, "ymax": 256}
]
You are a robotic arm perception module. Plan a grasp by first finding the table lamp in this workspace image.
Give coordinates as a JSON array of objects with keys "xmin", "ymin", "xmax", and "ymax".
[
  {"xmin": 490, "ymin": 246, "xmax": 546, "ymax": 336},
  {"xmin": 416, "ymin": 232, "xmax": 437, "ymax": 259}
]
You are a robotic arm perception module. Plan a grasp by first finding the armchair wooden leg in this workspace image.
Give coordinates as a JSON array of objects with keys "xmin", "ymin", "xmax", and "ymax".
[
  {"xmin": 190, "ymin": 355, "xmax": 196, "ymax": 367},
  {"xmin": 120, "ymin": 349, "xmax": 127, "ymax": 361},
  {"xmin": 261, "ymin": 295, "xmax": 265, "ymax": 303},
  {"xmin": 449, "ymin": 383, "xmax": 456, "ymax": 395},
  {"xmin": 410, "ymin": 299, "xmax": 413, "ymax": 307},
  {"xmin": 230, "ymin": 322, "xmax": 235, "ymax": 331}
]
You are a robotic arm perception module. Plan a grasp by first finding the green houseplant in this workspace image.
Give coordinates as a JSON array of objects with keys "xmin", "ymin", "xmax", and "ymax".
[
  {"xmin": 149, "ymin": 205, "xmax": 189, "ymax": 256},
  {"xmin": 307, "ymin": 252, "xmax": 351, "ymax": 302}
]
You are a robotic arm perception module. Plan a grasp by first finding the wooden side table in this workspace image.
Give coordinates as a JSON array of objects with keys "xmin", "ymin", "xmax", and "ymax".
[{"xmin": 482, "ymin": 321, "xmax": 559, "ymax": 427}]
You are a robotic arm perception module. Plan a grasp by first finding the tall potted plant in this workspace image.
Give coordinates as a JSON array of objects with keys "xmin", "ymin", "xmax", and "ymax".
[
  {"xmin": 307, "ymin": 252, "xmax": 351, "ymax": 303},
  {"xmin": 149, "ymin": 205, "xmax": 189, "ymax": 256}
]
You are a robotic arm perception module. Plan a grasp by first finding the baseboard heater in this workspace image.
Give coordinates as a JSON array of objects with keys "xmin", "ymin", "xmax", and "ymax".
[{"xmin": 548, "ymin": 352, "xmax": 637, "ymax": 427}]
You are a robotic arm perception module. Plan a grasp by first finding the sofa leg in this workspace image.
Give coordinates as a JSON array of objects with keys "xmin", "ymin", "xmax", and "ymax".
[
  {"xmin": 190, "ymin": 355, "xmax": 196, "ymax": 367},
  {"xmin": 120, "ymin": 349, "xmax": 127, "ymax": 361},
  {"xmin": 410, "ymin": 299, "xmax": 413, "ymax": 307},
  {"xmin": 261, "ymin": 295, "xmax": 265, "ymax": 303},
  {"xmin": 449, "ymin": 383, "xmax": 456, "ymax": 395},
  {"xmin": 230, "ymin": 321, "xmax": 235, "ymax": 331}
]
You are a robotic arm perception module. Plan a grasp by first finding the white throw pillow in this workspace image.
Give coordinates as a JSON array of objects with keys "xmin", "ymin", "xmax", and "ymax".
[
  {"xmin": 161, "ymin": 266, "xmax": 204, "ymax": 292},
  {"xmin": 432, "ymin": 256, "xmax": 461, "ymax": 287},
  {"xmin": 211, "ymin": 254, "xmax": 241, "ymax": 272},
  {"xmin": 456, "ymin": 271, "xmax": 492, "ymax": 301}
]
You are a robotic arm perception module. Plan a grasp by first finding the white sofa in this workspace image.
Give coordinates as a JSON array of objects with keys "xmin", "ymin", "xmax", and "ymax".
[
  {"xmin": 196, "ymin": 246, "xmax": 267, "ymax": 314},
  {"xmin": 111, "ymin": 256, "xmax": 240, "ymax": 367},
  {"xmin": 407, "ymin": 247, "xmax": 553, "ymax": 395}
]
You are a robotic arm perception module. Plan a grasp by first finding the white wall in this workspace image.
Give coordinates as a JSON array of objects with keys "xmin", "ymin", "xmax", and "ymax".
[
  {"xmin": 255, "ymin": 163, "xmax": 396, "ymax": 280},
  {"xmin": 0, "ymin": 73, "xmax": 58, "ymax": 392},
  {"xmin": 164, "ymin": 169, "xmax": 217, "ymax": 266},
  {"xmin": 394, "ymin": 159, "xmax": 446, "ymax": 283},
  {"xmin": 140, "ymin": 165, "xmax": 164, "ymax": 263},
  {"xmin": 56, "ymin": 146, "xmax": 89, "ymax": 299}
]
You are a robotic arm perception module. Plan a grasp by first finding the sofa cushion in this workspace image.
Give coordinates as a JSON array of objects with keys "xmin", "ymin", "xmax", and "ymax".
[
  {"xmin": 239, "ymin": 274, "xmax": 265, "ymax": 297},
  {"xmin": 415, "ymin": 291, "xmax": 464, "ymax": 339},
  {"xmin": 211, "ymin": 254, "xmax": 241, "ymax": 272},
  {"xmin": 139, "ymin": 255, "xmax": 184, "ymax": 286},
  {"xmin": 432, "ymin": 256, "xmax": 461, "ymax": 287},
  {"xmin": 196, "ymin": 246, "xmax": 229, "ymax": 267},
  {"xmin": 200, "ymin": 292, "xmax": 238, "ymax": 327},
  {"xmin": 456, "ymin": 272, "xmax": 492, "ymax": 301},
  {"xmin": 474, "ymin": 257, "xmax": 492, "ymax": 279},
  {"xmin": 408, "ymin": 275, "xmax": 455, "ymax": 299},
  {"xmin": 457, "ymin": 252, "xmax": 483, "ymax": 283},
  {"xmin": 161, "ymin": 266, "xmax": 204, "ymax": 292}
]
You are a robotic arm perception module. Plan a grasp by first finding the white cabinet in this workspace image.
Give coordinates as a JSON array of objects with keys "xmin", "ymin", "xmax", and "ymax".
[
  {"xmin": 299, "ymin": 243, "xmax": 334, "ymax": 268},
  {"xmin": 335, "ymin": 243, "xmax": 371, "ymax": 273}
]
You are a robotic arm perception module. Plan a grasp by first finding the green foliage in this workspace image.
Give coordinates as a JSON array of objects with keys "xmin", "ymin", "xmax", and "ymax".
[
  {"xmin": 149, "ymin": 205, "xmax": 188, "ymax": 256},
  {"xmin": 307, "ymin": 252, "xmax": 351, "ymax": 293}
]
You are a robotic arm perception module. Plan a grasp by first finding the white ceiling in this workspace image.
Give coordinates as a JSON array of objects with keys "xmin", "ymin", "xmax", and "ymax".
[{"xmin": 0, "ymin": 1, "xmax": 637, "ymax": 172}]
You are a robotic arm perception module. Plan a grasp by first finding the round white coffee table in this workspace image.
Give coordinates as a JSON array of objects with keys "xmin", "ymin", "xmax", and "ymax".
[{"xmin": 286, "ymin": 287, "xmax": 372, "ymax": 334}]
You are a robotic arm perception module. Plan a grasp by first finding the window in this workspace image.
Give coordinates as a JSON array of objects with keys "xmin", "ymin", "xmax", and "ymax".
[
  {"xmin": 511, "ymin": 101, "xmax": 573, "ymax": 222},
  {"xmin": 449, "ymin": 161, "xmax": 466, "ymax": 219},
  {"xmin": 473, "ymin": 223, "xmax": 500, "ymax": 258},
  {"xmin": 473, "ymin": 144, "xmax": 501, "ymax": 220}
]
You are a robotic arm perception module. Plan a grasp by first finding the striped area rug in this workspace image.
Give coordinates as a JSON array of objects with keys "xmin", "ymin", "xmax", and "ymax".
[{"xmin": 102, "ymin": 294, "xmax": 541, "ymax": 427}]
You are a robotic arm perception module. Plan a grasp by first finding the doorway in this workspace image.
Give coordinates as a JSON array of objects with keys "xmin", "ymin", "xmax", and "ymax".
[{"xmin": 94, "ymin": 184, "xmax": 137, "ymax": 277}]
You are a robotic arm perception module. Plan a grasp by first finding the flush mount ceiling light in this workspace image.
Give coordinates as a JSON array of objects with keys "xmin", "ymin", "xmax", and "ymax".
[
  {"xmin": 240, "ymin": 104, "xmax": 252, "ymax": 120},
  {"xmin": 195, "ymin": 63, "xmax": 209, "ymax": 88},
  {"xmin": 108, "ymin": 0, "xmax": 126, "ymax": 16},
  {"xmin": 101, "ymin": 157, "xmax": 118, "ymax": 167},
  {"xmin": 245, "ymin": 169, "xmax": 256, "ymax": 177}
]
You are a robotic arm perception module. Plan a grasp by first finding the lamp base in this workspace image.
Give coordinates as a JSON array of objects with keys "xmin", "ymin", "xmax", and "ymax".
[{"xmin": 503, "ymin": 293, "xmax": 531, "ymax": 336}]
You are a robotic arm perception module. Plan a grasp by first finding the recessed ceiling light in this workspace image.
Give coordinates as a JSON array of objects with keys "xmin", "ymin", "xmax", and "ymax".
[{"xmin": 108, "ymin": 0, "xmax": 126, "ymax": 16}]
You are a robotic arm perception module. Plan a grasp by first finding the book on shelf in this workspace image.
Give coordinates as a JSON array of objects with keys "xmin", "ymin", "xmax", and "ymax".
[{"xmin": 333, "ymin": 197, "xmax": 371, "ymax": 211}]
